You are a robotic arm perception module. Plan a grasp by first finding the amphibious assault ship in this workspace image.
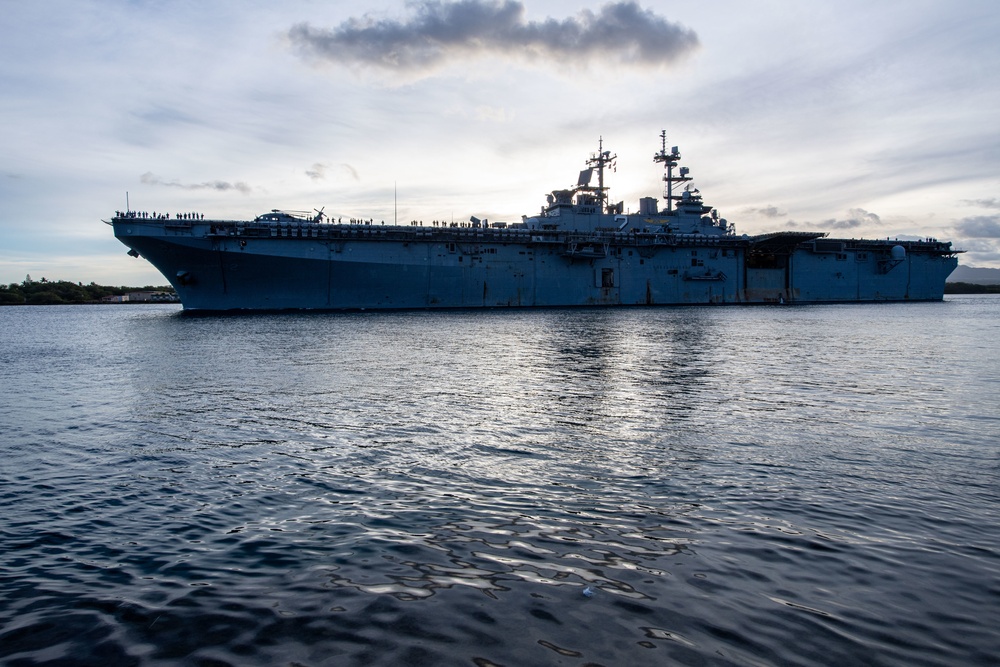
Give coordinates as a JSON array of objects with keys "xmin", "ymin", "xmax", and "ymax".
[{"xmin": 109, "ymin": 133, "xmax": 960, "ymax": 311}]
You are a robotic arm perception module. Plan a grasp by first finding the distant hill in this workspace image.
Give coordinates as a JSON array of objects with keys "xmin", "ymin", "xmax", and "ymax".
[{"xmin": 948, "ymin": 265, "xmax": 1000, "ymax": 285}]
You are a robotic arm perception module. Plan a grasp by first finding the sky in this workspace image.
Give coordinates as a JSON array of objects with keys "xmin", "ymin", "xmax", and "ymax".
[{"xmin": 2, "ymin": 0, "xmax": 999, "ymax": 286}]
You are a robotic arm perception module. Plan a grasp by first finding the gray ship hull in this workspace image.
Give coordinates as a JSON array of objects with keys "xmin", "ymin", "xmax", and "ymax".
[
  {"xmin": 113, "ymin": 219, "xmax": 958, "ymax": 311},
  {"xmin": 109, "ymin": 134, "xmax": 960, "ymax": 311}
]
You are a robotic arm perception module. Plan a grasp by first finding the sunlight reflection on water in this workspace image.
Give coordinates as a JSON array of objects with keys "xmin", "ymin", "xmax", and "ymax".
[{"xmin": 1, "ymin": 299, "xmax": 999, "ymax": 665}]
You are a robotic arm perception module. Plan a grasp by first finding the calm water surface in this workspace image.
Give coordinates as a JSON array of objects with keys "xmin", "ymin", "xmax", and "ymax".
[{"xmin": 1, "ymin": 298, "xmax": 999, "ymax": 666}]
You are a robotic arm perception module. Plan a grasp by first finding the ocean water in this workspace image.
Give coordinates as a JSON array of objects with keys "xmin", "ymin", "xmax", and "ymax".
[{"xmin": 1, "ymin": 297, "xmax": 998, "ymax": 666}]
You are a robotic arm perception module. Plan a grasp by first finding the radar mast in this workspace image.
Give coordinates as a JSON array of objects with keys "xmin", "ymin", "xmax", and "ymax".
[
  {"xmin": 582, "ymin": 136, "xmax": 617, "ymax": 213},
  {"xmin": 653, "ymin": 130, "xmax": 692, "ymax": 212}
]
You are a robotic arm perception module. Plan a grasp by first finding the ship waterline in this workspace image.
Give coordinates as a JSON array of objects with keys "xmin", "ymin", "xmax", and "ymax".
[{"xmin": 110, "ymin": 134, "xmax": 960, "ymax": 311}]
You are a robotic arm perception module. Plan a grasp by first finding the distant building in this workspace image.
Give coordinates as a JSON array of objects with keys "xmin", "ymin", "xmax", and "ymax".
[
  {"xmin": 127, "ymin": 291, "xmax": 179, "ymax": 303},
  {"xmin": 102, "ymin": 292, "xmax": 179, "ymax": 304}
]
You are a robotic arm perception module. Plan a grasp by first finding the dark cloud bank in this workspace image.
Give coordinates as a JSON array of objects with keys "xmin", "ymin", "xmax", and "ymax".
[{"xmin": 287, "ymin": 0, "xmax": 699, "ymax": 73}]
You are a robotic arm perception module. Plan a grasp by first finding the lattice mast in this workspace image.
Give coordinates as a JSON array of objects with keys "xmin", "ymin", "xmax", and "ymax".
[
  {"xmin": 653, "ymin": 130, "xmax": 693, "ymax": 212},
  {"xmin": 585, "ymin": 137, "xmax": 617, "ymax": 213}
]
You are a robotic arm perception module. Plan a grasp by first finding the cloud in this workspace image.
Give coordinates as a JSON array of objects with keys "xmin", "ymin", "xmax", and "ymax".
[
  {"xmin": 140, "ymin": 172, "xmax": 251, "ymax": 194},
  {"xmin": 956, "ymin": 239, "xmax": 1000, "ymax": 267},
  {"xmin": 475, "ymin": 105, "xmax": 512, "ymax": 123},
  {"xmin": 955, "ymin": 215, "xmax": 1000, "ymax": 238},
  {"xmin": 286, "ymin": 0, "xmax": 699, "ymax": 76},
  {"xmin": 305, "ymin": 163, "xmax": 328, "ymax": 180},
  {"xmin": 742, "ymin": 205, "xmax": 786, "ymax": 218},
  {"xmin": 818, "ymin": 207, "xmax": 882, "ymax": 230},
  {"xmin": 961, "ymin": 198, "xmax": 1000, "ymax": 210},
  {"xmin": 305, "ymin": 163, "xmax": 360, "ymax": 181},
  {"xmin": 341, "ymin": 163, "xmax": 360, "ymax": 181},
  {"xmin": 958, "ymin": 238, "xmax": 1000, "ymax": 253}
]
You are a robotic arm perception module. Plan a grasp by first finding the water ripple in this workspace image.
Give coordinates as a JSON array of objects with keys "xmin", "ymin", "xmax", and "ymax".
[{"xmin": 1, "ymin": 301, "xmax": 999, "ymax": 665}]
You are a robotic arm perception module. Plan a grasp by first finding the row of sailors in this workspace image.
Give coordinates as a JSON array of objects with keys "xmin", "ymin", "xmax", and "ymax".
[
  {"xmin": 116, "ymin": 211, "xmax": 205, "ymax": 220},
  {"xmin": 342, "ymin": 218, "xmax": 500, "ymax": 229}
]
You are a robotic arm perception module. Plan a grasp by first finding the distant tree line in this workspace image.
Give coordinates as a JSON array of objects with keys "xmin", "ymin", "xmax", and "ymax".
[
  {"xmin": 944, "ymin": 282, "xmax": 1000, "ymax": 294},
  {"xmin": 0, "ymin": 277, "xmax": 175, "ymax": 305}
]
